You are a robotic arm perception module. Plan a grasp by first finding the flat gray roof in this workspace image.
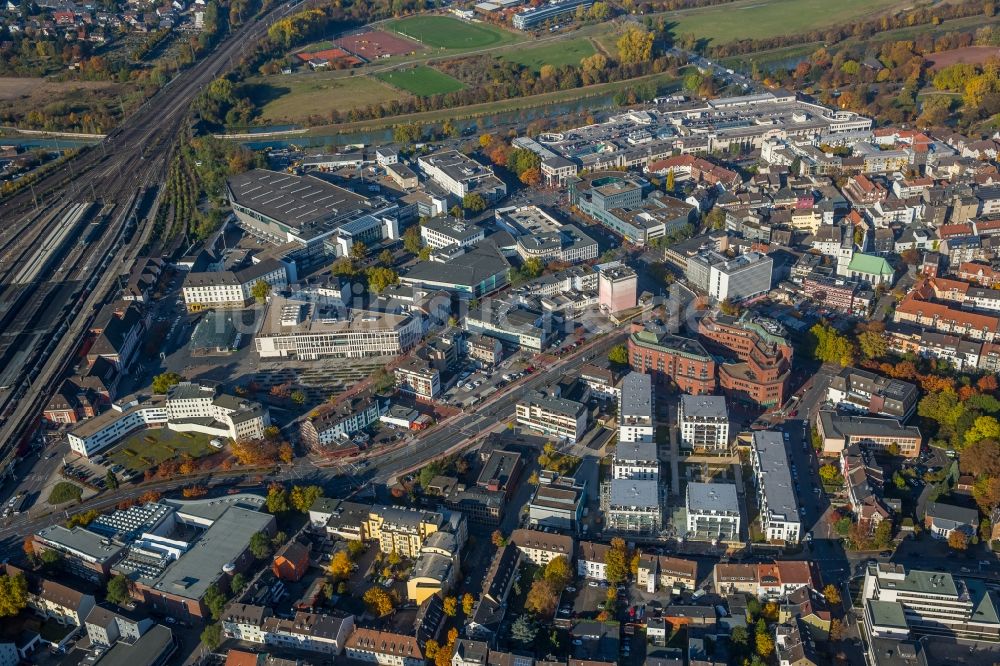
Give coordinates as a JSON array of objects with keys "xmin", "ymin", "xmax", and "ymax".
[
  {"xmin": 686, "ymin": 482, "xmax": 739, "ymax": 513},
  {"xmin": 609, "ymin": 479, "xmax": 659, "ymax": 508},
  {"xmin": 751, "ymin": 431, "xmax": 798, "ymax": 522},
  {"xmin": 680, "ymin": 395, "xmax": 728, "ymax": 419},
  {"xmin": 149, "ymin": 506, "xmax": 274, "ymax": 601},
  {"xmin": 35, "ymin": 525, "xmax": 125, "ymax": 564},
  {"xmin": 615, "ymin": 441, "xmax": 658, "ymax": 464},
  {"xmin": 620, "ymin": 372, "xmax": 652, "ymax": 421},
  {"xmin": 162, "ymin": 494, "xmax": 267, "ymax": 523}
]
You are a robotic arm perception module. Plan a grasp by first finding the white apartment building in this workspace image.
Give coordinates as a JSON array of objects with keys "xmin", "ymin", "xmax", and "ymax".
[
  {"xmin": 685, "ymin": 482, "xmax": 741, "ymax": 542},
  {"xmin": 394, "ymin": 358, "xmax": 441, "ymax": 400},
  {"xmin": 687, "ymin": 250, "xmax": 773, "ymax": 302},
  {"xmin": 68, "ymin": 383, "xmax": 269, "ymax": 458},
  {"xmin": 749, "ymin": 431, "xmax": 801, "ymax": 544},
  {"xmin": 861, "ymin": 562, "xmax": 1000, "ymax": 640},
  {"xmin": 509, "ymin": 529, "xmax": 574, "ymax": 568},
  {"xmin": 678, "ymin": 395, "xmax": 730, "ymax": 452},
  {"xmin": 576, "ymin": 541, "xmax": 610, "ymax": 580},
  {"xmin": 255, "ymin": 297, "xmax": 423, "ymax": 360},
  {"xmin": 345, "ymin": 629, "xmax": 425, "ymax": 666},
  {"xmin": 619, "ymin": 371, "xmax": 653, "ymax": 443},
  {"xmin": 515, "ymin": 390, "xmax": 587, "ymax": 443},
  {"xmin": 420, "ymin": 218, "xmax": 485, "ymax": 250},
  {"xmin": 182, "ymin": 259, "xmax": 288, "ymax": 312},
  {"xmin": 612, "ymin": 442, "xmax": 659, "ymax": 480}
]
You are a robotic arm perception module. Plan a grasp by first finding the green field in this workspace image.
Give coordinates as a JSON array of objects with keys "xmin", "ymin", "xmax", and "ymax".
[
  {"xmin": 376, "ymin": 65, "xmax": 465, "ymax": 96},
  {"xmin": 48, "ymin": 482, "xmax": 82, "ymax": 505},
  {"xmin": 243, "ymin": 73, "xmax": 408, "ymax": 122},
  {"xmin": 109, "ymin": 429, "xmax": 218, "ymax": 473},
  {"xmin": 664, "ymin": 0, "xmax": 904, "ymax": 45},
  {"xmin": 389, "ymin": 15, "xmax": 520, "ymax": 50},
  {"xmin": 502, "ymin": 38, "xmax": 597, "ymax": 71}
]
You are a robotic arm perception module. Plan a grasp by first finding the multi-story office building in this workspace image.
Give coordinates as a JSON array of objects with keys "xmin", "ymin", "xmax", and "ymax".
[
  {"xmin": 686, "ymin": 250, "xmax": 774, "ymax": 302},
  {"xmin": 515, "ymin": 390, "xmax": 587, "ymax": 443},
  {"xmin": 749, "ymin": 432, "xmax": 800, "ymax": 544},
  {"xmin": 619, "ymin": 372, "xmax": 653, "ymax": 444},
  {"xmin": 677, "ymin": 395, "xmax": 729, "ymax": 453},
  {"xmin": 394, "ymin": 357, "xmax": 441, "ymax": 401},
  {"xmin": 68, "ymin": 384, "xmax": 269, "ymax": 458},
  {"xmin": 254, "ymin": 297, "xmax": 422, "ymax": 360},
  {"xmin": 512, "ymin": 0, "xmax": 593, "ymax": 29},
  {"xmin": 420, "ymin": 218, "xmax": 485, "ymax": 250},
  {"xmin": 417, "ymin": 151, "xmax": 506, "ymax": 202},
  {"xmin": 862, "ymin": 562, "xmax": 1000, "ymax": 640},
  {"xmin": 366, "ymin": 506, "xmax": 449, "ymax": 558},
  {"xmin": 816, "ymin": 411, "xmax": 922, "ymax": 458},
  {"xmin": 827, "ymin": 367, "xmax": 918, "ymax": 421},
  {"xmin": 685, "ymin": 482, "xmax": 741, "ymax": 542},
  {"xmin": 599, "ymin": 265, "xmax": 638, "ymax": 314},
  {"xmin": 182, "ymin": 259, "xmax": 289, "ymax": 313},
  {"xmin": 697, "ymin": 312, "xmax": 792, "ymax": 408},
  {"xmin": 627, "ymin": 324, "xmax": 717, "ymax": 394}
]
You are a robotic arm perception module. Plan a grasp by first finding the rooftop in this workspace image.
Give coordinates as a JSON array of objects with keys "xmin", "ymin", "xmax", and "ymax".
[
  {"xmin": 608, "ymin": 478, "xmax": 660, "ymax": 509},
  {"xmin": 679, "ymin": 395, "xmax": 728, "ymax": 420},
  {"xmin": 751, "ymin": 431, "xmax": 799, "ymax": 523},
  {"xmin": 686, "ymin": 482, "xmax": 739, "ymax": 514}
]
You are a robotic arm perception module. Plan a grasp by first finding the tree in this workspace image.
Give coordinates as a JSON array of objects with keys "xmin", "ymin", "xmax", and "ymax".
[
  {"xmin": 822, "ymin": 583, "xmax": 841, "ymax": 605},
  {"xmin": 351, "ymin": 241, "xmax": 368, "ymax": 260},
  {"xmin": 329, "ymin": 551, "xmax": 353, "ymax": 579},
  {"xmin": 250, "ymin": 531, "xmax": 273, "ymax": 559},
  {"xmin": 617, "ymin": 25, "xmax": 654, "ymax": 65},
  {"xmin": 755, "ymin": 631, "xmax": 774, "ymax": 658},
  {"xmin": 266, "ymin": 485, "xmax": 289, "ymax": 513},
  {"xmin": 403, "ymin": 225, "xmax": 423, "ymax": 255},
  {"xmin": 330, "ymin": 256, "xmax": 357, "ymax": 277},
  {"xmin": 152, "ymin": 372, "xmax": 182, "ymax": 394},
  {"xmin": 363, "ymin": 586, "xmax": 395, "ymax": 616},
  {"xmin": 544, "ymin": 556, "xmax": 572, "ymax": 590},
  {"xmin": 231, "ymin": 573, "xmax": 247, "ymax": 595},
  {"xmin": 462, "ymin": 592, "xmax": 475, "ymax": 616},
  {"xmin": 704, "ymin": 207, "xmax": 726, "ymax": 231},
  {"xmin": 0, "ymin": 574, "xmax": 27, "ymax": 617},
  {"xmin": 367, "ymin": 267, "xmax": 399, "ymax": 294},
  {"xmin": 604, "ymin": 537, "xmax": 629, "ymax": 585},
  {"xmin": 250, "ymin": 279, "xmax": 272, "ymax": 303},
  {"xmin": 443, "ymin": 595, "xmax": 458, "ymax": 617},
  {"xmin": 379, "ymin": 249, "xmax": 395, "ymax": 266},
  {"xmin": 106, "ymin": 574, "xmax": 130, "ymax": 605},
  {"xmin": 510, "ymin": 615, "xmax": 537, "ymax": 646},
  {"xmin": 105, "ymin": 470, "xmax": 119, "ymax": 490},
  {"xmin": 965, "ymin": 416, "xmax": 1000, "ymax": 447},
  {"xmin": 808, "ymin": 322, "xmax": 857, "ymax": 367},
  {"xmin": 819, "ymin": 464, "xmax": 843, "ymax": 485},
  {"xmin": 608, "ymin": 344, "xmax": 629, "ymax": 365},
  {"xmin": 526, "ymin": 579, "xmax": 558, "ymax": 617},
  {"xmin": 289, "ymin": 485, "xmax": 322, "ymax": 513},
  {"xmin": 974, "ymin": 476, "xmax": 1000, "ymax": 512},
  {"xmin": 450, "ymin": 205, "xmax": 464, "ymax": 219},
  {"xmin": 858, "ymin": 329, "xmax": 888, "ymax": 360},
  {"xmin": 948, "ymin": 529, "xmax": 969, "ymax": 551},
  {"xmin": 463, "ymin": 193, "xmax": 487, "ymax": 213},
  {"xmin": 425, "ymin": 640, "xmax": 440, "ymax": 660},
  {"xmin": 201, "ymin": 622, "xmax": 223, "ymax": 651},
  {"xmin": 961, "ymin": 438, "xmax": 1000, "ymax": 477},
  {"xmin": 204, "ymin": 584, "xmax": 227, "ymax": 620},
  {"xmin": 278, "ymin": 442, "xmax": 294, "ymax": 464},
  {"xmin": 491, "ymin": 530, "xmax": 507, "ymax": 548},
  {"xmin": 665, "ymin": 169, "xmax": 675, "ymax": 192}
]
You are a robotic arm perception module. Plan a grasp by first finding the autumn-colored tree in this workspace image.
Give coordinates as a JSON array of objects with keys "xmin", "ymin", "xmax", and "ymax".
[
  {"xmin": 182, "ymin": 485, "xmax": 208, "ymax": 498},
  {"xmin": 519, "ymin": 168, "xmax": 541, "ymax": 187},
  {"xmin": 328, "ymin": 551, "xmax": 353, "ymax": 579},
  {"xmin": 948, "ymin": 529, "xmax": 969, "ymax": 551},
  {"xmin": 424, "ymin": 640, "xmax": 440, "ymax": 660},
  {"xmin": 462, "ymin": 593, "xmax": 475, "ymax": 616},
  {"xmin": 978, "ymin": 375, "xmax": 999, "ymax": 394},
  {"xmin": 604, "ymin": 537, "xmax": 629, "ymax": 584},
  {"xmin": 525, "ymin": 579, "xmax": 558, "ymax": 617},
  {"xmin": 961, "ymin": 439, "xmax": 1000, "ymax": 477},
  {"xmin": 823, "ymin": 583, "xmax": 842, "ymax": 605},
  {"xmin": 491, "ymin": 530, "xmax": 507, "ymax": 547},
  {"xmin": 363, "ymin": 586, "xmax": 395, "ymax": 616},
  {"xmin": 755, "ymin": 631, "xmax": 774, "ymax": 658},
  {"xmin": 279, "ymin": 442, "xmax": 294, "ymax": 464},
  {"xmin": 616, "ymin": 25, "xmax": 653, "ymax": 65},
  {"xmin": 829, "ymin": 618, "xmax": 846, "ymax": 641},
  {"xmin": 230, "ymin": 438, "xmax": 279, "ymax": 466},
  {"xmin": 443, "ymin": 595, "xmax": 458, "ymax": 617},
  {"xmin": 289, "ymin": 485, "xmax": 322, "ymax": 513},
  {"xmin": 544, "ymin": 556, "xmax": 572, "ymax": 589}
]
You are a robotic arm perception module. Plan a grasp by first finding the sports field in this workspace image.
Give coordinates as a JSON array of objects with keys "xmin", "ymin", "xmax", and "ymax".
[
  {"xmin": 502, "ymin": 38, "xmax": 597, "ymax": 71},
  {"xmin": 388, "ymin": 15, "xmax": 520, "ymax": 50},
  {"xmin": 665, "ymin": 0, "xmax": 903, "ymax": 44},
  {"xmin": 376, "ymin": 66, "xmax": 465, "ymax": 96},
  {"xmin": 245, "ymin": 73, "xmax": 408, "ymax": 121}
]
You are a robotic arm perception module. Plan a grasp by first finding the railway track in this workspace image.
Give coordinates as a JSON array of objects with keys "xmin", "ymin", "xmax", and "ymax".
[{"xmin": 0, "ymin": 0, "xmax": 307, "ymax": 474}]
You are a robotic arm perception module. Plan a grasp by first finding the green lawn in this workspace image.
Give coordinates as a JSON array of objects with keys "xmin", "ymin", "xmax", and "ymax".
[
  {"xmin": 502, "ymin": 38, "xmax": 597, "ymax": 71},
  {"xmin": 48, "ymin": 482, "xmax": 82, "ymax": 505},
  {"xmin": 243, "ymin": 73, "xmax": 409, "ymax": 122},
  {"xmin": 376, "ymin": 66, "xmax": 465, "ymax": 96},
  {"xmin": 665, "ymin": 0, "xmax": 905, "ymax": 45},
  {"xmin": 108, "ymin": 428, "xmax": 218, "ymax": 473},
  {"xmin": 388, "ymin": 16, "xmax": 520, "ymax": 50}
]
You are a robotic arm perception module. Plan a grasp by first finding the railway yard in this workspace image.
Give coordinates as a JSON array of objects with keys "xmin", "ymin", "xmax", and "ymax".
[{"xmin": 0, "ymin": 0, "xmax": 303, "ymax": 479}]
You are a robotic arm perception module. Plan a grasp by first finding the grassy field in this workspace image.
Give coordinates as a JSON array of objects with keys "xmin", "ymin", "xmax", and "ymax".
[
  {"xmin": 376, "ymin": 65, "xmax": 465, "ymax": 96},
  {"xmin": 109, "ymin": 429, "xmax": 217, "ymax": 472},
  {"xmin": 663, "ymin": 0, "xmax": 904, "ymax": 45},
  {"xmin": 502, "ymin": 38, "xmax": 597, "ymax": 71},
  {"xmin": 388, "ymin": 15, "xmax": 520, "ymax": 50},
  {"xmin": 243, "ymin": 73, "xmax": 408, "ymax": 122},
  {"xmin": 48, "ymin": 482, "xmax": 82, "ymax": 505}
]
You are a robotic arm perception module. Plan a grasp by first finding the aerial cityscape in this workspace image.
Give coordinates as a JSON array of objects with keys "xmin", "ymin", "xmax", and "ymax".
[{"xmin": 0, "ymin": 0, "xmax": 999, "ymax": 665}]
